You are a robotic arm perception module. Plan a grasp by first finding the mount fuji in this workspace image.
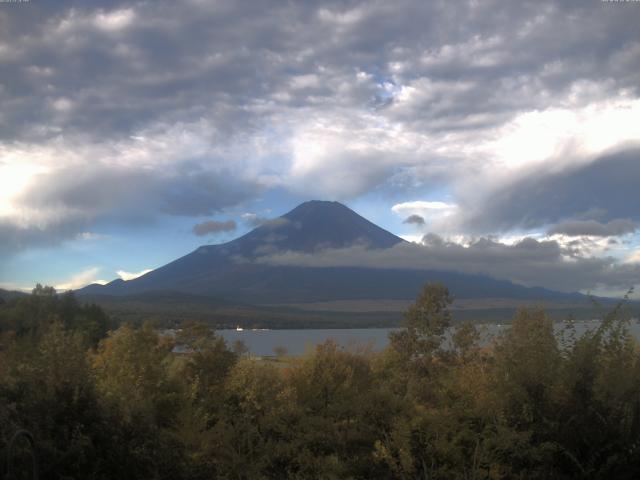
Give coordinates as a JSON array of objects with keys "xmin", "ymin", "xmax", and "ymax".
[{"xmin": 77, "ymin": 201, "xmax": 584, "ymax": 307}]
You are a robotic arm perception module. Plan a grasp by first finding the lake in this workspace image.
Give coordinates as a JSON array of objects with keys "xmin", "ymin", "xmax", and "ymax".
[{"xmin": 217, "ymin": 319, "xmax": 640, "ymax": 357}]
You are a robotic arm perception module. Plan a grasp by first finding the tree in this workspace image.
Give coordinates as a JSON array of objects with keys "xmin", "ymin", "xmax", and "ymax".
[
  {"xmin": 231, "ymin": 339, "xmax": 249, "ymax": 357},
  {"xmin": 176, "ymin": 321, "xmax": 238, "ymax": 403},
  {"xmin": 90, "ymin": 323, "xmax": 186, "ymax": 478},
  {"xmin": 0, "ymin": 286, "xmax": 110, "ymax": 344},
  {"xmin": 451, "ymin": 321, "xmax": 481, "ymax": 362},
  {"xmin": 32, "ymin": 283, "xmax": 56, "ymax": 296},
  {"xmin": 92, "ymin": 323, "xmax": 179, "ymax": 426},
  {"xmin": 211, "ymin": 359, "xmax": 287, "ymax": 479},
  {"xmin": 286, "ymin": 340, "xmax": 394, "ymax": 478},
  {"xmin": 554, "ymin": 296, "xmax": 640, "ymax": 477},
  {"xmin": 390, "ymin": 282, "xmax": 453, "ymax": 359},
  {"xmin": 385, "ymin": 282, "xmax": 454, "ymax": 404},
  {"xmin": 493, "ymin": 308, "xmax": 561, "ymax": 427},
  {"xmin": 0, "ymin": 322, "xmax": 105, "ymax": 478}
]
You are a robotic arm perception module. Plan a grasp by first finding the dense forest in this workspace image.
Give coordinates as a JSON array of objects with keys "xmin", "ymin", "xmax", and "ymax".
[{"xmin": 1, "ymin": 284, "xmax": 639, "ymax": 479}]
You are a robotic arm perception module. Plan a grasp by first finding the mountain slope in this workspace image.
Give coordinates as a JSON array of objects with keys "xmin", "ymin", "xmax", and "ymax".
[
  {"xmin": 234, "ymin": 200, "xmax": 404, "ymax": 254},
  {"xmin": 0, "ymin": 288, "xmax": 29, "ymax": 302},
  {"xmin": 77, "ymin": 200, "xmax": 586, "ymax": 304},
  {"xmin": 79, "ymin": 200, "xmax": 405, "ymax": 296}
]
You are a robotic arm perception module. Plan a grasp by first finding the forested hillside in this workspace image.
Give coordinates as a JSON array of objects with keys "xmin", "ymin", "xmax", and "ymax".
[{"xmin": 1, "ymin": 284, "xmax": 639, "ymax": 479}]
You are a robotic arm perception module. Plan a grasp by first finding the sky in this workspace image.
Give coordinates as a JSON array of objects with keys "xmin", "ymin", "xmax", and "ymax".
[{"xmin": 1, "ymin": 0, "xmax": 640, "ymax": 296}]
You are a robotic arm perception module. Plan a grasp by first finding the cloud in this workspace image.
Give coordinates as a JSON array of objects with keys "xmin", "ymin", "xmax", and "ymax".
[
  {"xmin": 392, "ymin": 200, "xmax": 458, "ymax": 230},
  {"xmin": 403, "ymin": 214, "xmax": 425, "ymax": 226},
  {"xmin": 192, "ymin": 219, "xmax": 236, "ymax": 236},
  {"xmin": 0, "ymin": 216, "xmax": 89, "ymax": 255},
  {"xmin": 0, "ymin": 160, "xmax": 258, "ymax": 252},
  {"xmin": 256, "ymin": 234, "xmax": 640, "ymax": 294},
  {"xmin": 0, "ymin": 282, "xmax": 32, "ymax": 293},
  {"xmin": 93, "ymin": 8, "xmax": 135, "ymax": 32},
  {"xmin": 626, "ymin": 250, "xmax": 640, "ymax": 264},
  {"xmin": 55, "ymin": 267, "xmax": 107, "ymax": 291},
  {"xmin": 116, "ymin": 268, "xmax": 153, "ymax": 281},
  {"xmin": 19, "ymin": 159, "xmax": 257, "ymax": 218},
  {"xmin": 549, "ymin": 218, "xmax": 637, "ymax": 237},
  {"xmin": 460, "ymin": 148, "xmax": 640, "ymax": 233},
  {"xmin": 260, "ymin": 218, "xmax": 291, "ymax": 229},
  {"xmin": 76, "ymin": 231, "xmax": 104, "ymax": 241},
  {"xmin": 242, "ymin": 213, "xmax": 290, "ymax": 229},
  {"xmin": 242, "ymin": 213, "xmax": 268, "ymax": 227},
  {"xmin": 393, "ymin": 200, "xmax": 456, "ymax": 215},
  {"xmin": 1, "ymin": 0, "xmax": 640, "ymax": 259}
]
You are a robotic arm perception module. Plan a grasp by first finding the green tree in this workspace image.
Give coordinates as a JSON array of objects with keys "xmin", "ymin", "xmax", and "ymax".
[
  {"xmin": 286, "ymin": 340, "xmax": 395, "ymax": 478},
  {"xmin": 451, "ymin": 321, "xmax": 481, "ymax": 362},
  {"xmin": 486, "ymin": 308, "xmax": 563, "ymax": 477},
  {"xmin": 390, "ymin": 282, "xmax": 453, "ymax": 359},
  {"xmin": 92, "ymin": 323, "xmax": 180, "ymax": 426},
  {"xmin": 91, "ymin": 323, "xmax": 186, "ymax": 478},
  {"xmin": 493, "ymin": 308, "xmax": 561, "ymax": 428},
  {"xmin": 0, "ymin": 286, "xmax": 110, "ymax": 345},
  {"xmin": 385, "ymin": 283, "xmax": 454, "ymax": 404},
  {"xmin": 176, "ymin": 321, "xmax": 237, "ymax": 405},
  {"xmin": 0, "ymin": 322, "xmax": 106, "ymax": 478},
  {"xmin": 211, "ymin": 359, "xmax": 288, "ymax": 479},
  {"xmin": 32, "ymin": 283, "xmax": 56, "ymax": 296},
  {"xmin": 554, "ymin": 297, "xmax": 640, "ymax": 478}
]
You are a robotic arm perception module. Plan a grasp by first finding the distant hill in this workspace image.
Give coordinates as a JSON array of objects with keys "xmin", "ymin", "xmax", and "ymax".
[
  {"xmin": 77, "ymin": 290, "xmax": 408, "ymax": 329},
  {"xmin": 77, "ymin": 200, "xmax": 588, "ymax": 307},
  {"xmin": 0, "ymin": 288, "xmax": 29, "ymax": 302}
]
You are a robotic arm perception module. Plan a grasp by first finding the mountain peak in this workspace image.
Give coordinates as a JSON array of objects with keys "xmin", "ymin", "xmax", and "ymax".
[
  {"xmin": 284, "ymin": 200, "xmax": 353, "ymax": 220},
  {"xmin": 76, "ymin": 201, "xmax": 405, "ymax": 296},
  {"xmin": 230, "ymin": 200, "xmax": 403, "ymax": 255},
  {"xmin": 288, "ymin": 199, "xmax": 344, "ymax": 211}
]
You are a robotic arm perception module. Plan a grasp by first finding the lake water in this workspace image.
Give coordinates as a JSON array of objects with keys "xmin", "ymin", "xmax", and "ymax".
[{"xmin": 217, "ymin": 320, "xmax": 640, "ymax": 356}]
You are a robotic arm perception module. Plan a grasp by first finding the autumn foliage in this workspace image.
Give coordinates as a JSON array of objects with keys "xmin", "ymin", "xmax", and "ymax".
[{"xmin": 1, "ymin": 284, "xmax": 639, "ymax": 479}]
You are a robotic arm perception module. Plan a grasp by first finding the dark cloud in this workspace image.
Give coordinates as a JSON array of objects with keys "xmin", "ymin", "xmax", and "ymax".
[
  {"xmin": 464, "ymin": 148, "xmax": 640, "ymax": 233},
  {"xmin": 549, "ymin": 218, "xmax": 637, "ymax": 237},
  {"xmin": 1, "ymin": 0, "xmax": 640, "ymax": 258},
  {"xmin": 1, "ymin": 1, "xmax": 638, "ymax": 161},
  {"xmin": 0, "ymin": 217, "xmax": 89, "ymax": 255},
  {"xmin": 19, "ymin": 164, "xmax": 257, "ymax": 217},
  {"xmin": 256, "ymin": 234, "xmax": 640, "ymax": 293},
  {"xmin": 157, "ymin": 166, "xmax": 259, "ymax": 217},
  {"xmin": 192, "ymin": 219, "xmax": 236, "ymax": 236},
  {"xmin": 403, "ymin": 214, "xmax": 425, "ymax": 226},
  {"xmin": 0, "ymin": 163, "xmax": 258, "ymax": 252}
]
